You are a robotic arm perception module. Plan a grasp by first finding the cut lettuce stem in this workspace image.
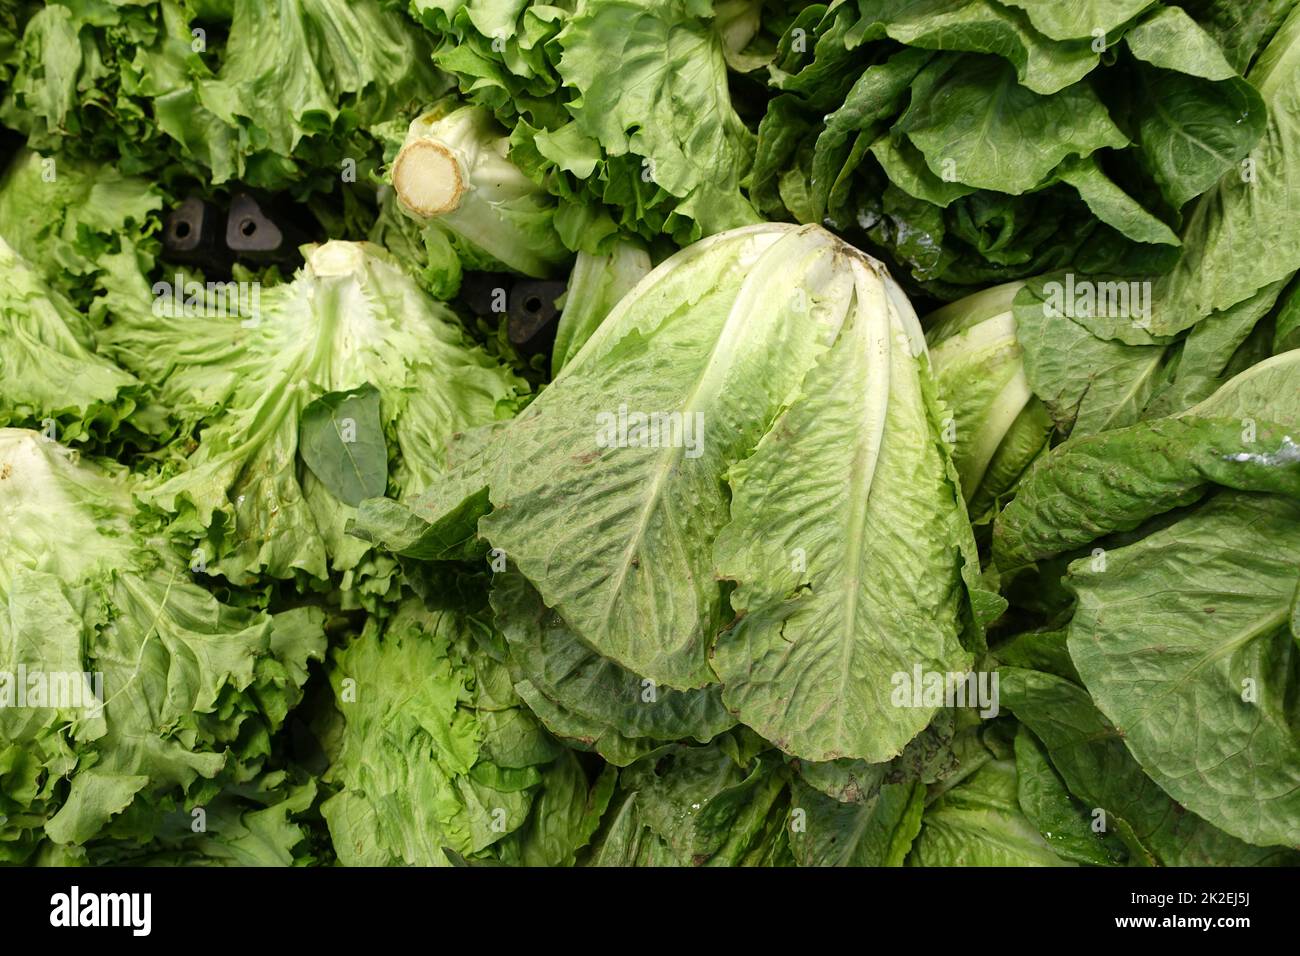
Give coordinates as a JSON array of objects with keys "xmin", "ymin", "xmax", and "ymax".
[
  {"xmin": 390, "ymin": 105, "xmax": 569, "ymax": 278},
  {"xmin": 392, "ymin": 138, "xmax": 466, "ymax": 217}
]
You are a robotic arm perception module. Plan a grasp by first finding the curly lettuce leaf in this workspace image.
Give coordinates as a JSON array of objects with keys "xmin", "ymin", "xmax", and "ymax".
[
  {"xmin": 103, "ymin": 241, "xmax": 524, "ymax": 594},
  {"xmin": 0, "ymin": 429, "xmax": 324, "ymax": 862}
]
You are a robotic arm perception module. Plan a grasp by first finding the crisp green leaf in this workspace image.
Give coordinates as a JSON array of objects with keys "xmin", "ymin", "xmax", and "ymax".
[
  {"xmin": 1126, "ymin": 6, "xmax": 1238, "ymax": 78},
  {"xmin": 556, "ymin": 0, "xmax": 760, "ymax": 238},
  {"xmin": 882, "ymin": 0, "xmax": 1101, "ymax": 95},
  {"xmin": 0, "ymin": 238, "xmax": 142, "ymax": 448}
]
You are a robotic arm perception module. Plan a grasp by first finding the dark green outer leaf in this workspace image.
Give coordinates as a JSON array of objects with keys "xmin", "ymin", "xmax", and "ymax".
[
  {"xmin": 1274, "ymin": 277, "xmax": 1300, "ymax": 353},
  {"xmin": 1013, "ymin": 725, "xmax": 1117, "ymax": 865},
  {"xmin": 998, "ymin": 0, "xmax": 1158, "ymax": 41},
  {"xmin": 1012, "ymin": 276, "xmax": 1168, "ymax": 437},
  {"xmin": 896, "ymin": 54, "xmax": 1128, "ymax": 196},
  {"xmin": 1065, "ymin": 492, "xmax": 1300, "ymax": 848},
  {"xmin": 906, "ymin": 757, "xmax": 1071, "ymax": 865},
  {"xmin": 299, "ymin": 384, "xmax": 387, "ymax": 507},
  {"xmin": 789, "ymin": 779, "xmax": 925, "ymax": 866},
  {"xmin": 491, "ymin": 572, "xmax": 736, "ymax": 745},
  {"xmin": 1150, "ymin": 5, "xmax": 1300, "ymax": 333},
  {"xmin": 1001, "ymin": 667, "xmax": 1300, "ymax": 864},
  {"xmin": 1143, "ymin": 281, "xmax": 1285, "ymax": 418},
  {"xmin": 994, "ymin": 416, "xmax": 1300, "ymax": 568},
  {"xmin": 811, "ymin": 47, "xmax": 933, "ymax": 221}
]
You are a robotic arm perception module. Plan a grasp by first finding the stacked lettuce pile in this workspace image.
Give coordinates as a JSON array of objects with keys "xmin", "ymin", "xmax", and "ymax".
[{"xmin": 0, "ymin": 0, "xmax": 1297, "ymax": 866}]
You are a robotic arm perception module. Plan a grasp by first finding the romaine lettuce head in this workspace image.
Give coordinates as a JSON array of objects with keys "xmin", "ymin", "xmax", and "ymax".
[
  {"xmin": 755, "ymin": 1, "xmax": 1268, "ymax": 300},
  {"xmin": 357, "ymin": 222, "xmax": 998, "ymax": 764},
  {"xmin": 102, "ymin": 240, "xmax": 527, "ymax": 599},
  {"xmin": 0, "ymin": 428, "xmax": 325, "ymax": 863}
]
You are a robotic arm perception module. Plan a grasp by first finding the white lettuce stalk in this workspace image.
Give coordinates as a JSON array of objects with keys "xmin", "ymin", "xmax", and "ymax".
[
  {"xmin": 926, "ymin": 281, "xmax": 1053, "ymax": 521},
  {"xmin": 357, "ymin": 223, "xmax": 990, "ymax": 763},
  {"xmin": 392, "ymin": 104, "xmax": 568, "ymax": 277},
  {"xmin": 551, "ymin": 238, "xmax": 653, "ymax": 376}
]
